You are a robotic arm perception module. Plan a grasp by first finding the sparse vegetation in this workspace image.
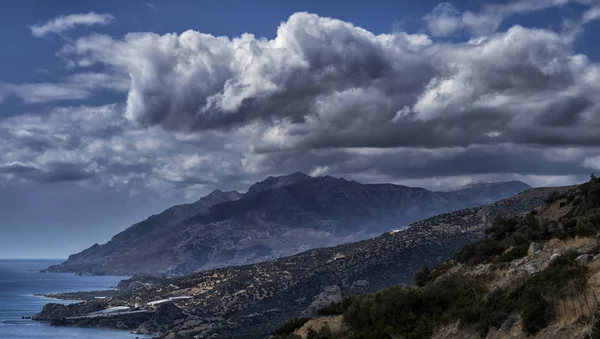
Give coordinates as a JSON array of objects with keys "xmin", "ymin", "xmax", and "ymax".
[
  {"xmin": 332, "ymin": 177, "xmax": 600, "ymax": 338},
  {"xmin": 272, "ymin": 318, "xmax": 311, "ymax": 336},
  {"xmin": 337, "ymin": 249, "xmax": 588, "ymax": 338}
]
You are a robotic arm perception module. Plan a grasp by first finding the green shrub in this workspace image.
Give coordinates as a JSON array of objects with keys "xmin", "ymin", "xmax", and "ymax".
[
  {"xmin": 318, "ymin": 296, "xmax": 356, "ymax": 316},
  {"xmin": 454, "ymin": 239, "xmax": 505, "ymax": 265},
  {"xmin": 412, "ymin": 266, "xmax": 431, "ymax": 287},
  {"xmin": 520, "ymin": 287, "xmax": 551, "ymax": 335}
]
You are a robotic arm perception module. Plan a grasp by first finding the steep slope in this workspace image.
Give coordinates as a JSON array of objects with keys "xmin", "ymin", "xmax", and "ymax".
[
  {"xmin": 33, "ymin": 185, "xmax": 562, "ymax": 338},
  {"xmin": 44, "ymin": 189, "xmax": 243, "ymax": 275},
  {"xmin": 282, "ymin": 178, "xmax": 600, "ymax": 339},
  {"xmin": 46, "ymin": 174, "xmax": 531, "ymax": 276}
]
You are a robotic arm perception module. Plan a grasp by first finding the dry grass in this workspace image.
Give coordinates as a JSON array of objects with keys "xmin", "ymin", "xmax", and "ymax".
[
  {"xmin": 553, "ymin": 289, "xmax": 598, "ymax": 327},
  {"xmin": 294, "ymin": 315, "xmax": 344, "ymax": 338},
  {"xmin": 545, "ymin": 237, "xmax": 597, "ymax": 252}
]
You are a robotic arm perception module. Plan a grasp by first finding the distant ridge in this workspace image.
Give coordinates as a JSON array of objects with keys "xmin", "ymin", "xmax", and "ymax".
[
  {"xmin": 45, "ymin": 173, "xmax": 531, "ymax": 276},
  {"xmin": 437, "ymin": 180, "xmax": 530, "ymax": 192}
]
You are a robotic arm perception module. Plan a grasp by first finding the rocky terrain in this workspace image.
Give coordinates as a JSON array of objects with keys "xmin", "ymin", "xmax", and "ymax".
[
  {"xmin": 280, "ymin": 177, "xmax": 600, "ymax": 339},
  {"xmin": 33, "ymin": 184, "xmax": 561, "ymax": 338},
  {"xmin": 45, "ymin": 173, "xmax": 530, "ymax": 276}
]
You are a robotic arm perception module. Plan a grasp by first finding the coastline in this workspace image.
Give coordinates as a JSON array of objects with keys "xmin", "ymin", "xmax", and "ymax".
[
  {"xmin": 29, "ymin": 275, "xmax": 162, "ymax": 337},
  {"xmin": 0, "ymin": 259, "xmax": 148, "ymax": 339},
  {"xmin": 34, "ymin": 289, "xmax": 121, "ymax": 301},
  {"xmin": 31, "ymin": 287, "xmax": 155, "ymax": 338}
]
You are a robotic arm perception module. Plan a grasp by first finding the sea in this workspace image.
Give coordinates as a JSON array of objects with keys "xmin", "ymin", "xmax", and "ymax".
[{"xmin": 0, "ymin": 259, "xmax": 150, "ymax": 339}]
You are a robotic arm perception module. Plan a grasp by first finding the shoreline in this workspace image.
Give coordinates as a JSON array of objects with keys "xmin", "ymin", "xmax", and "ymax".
[
  {"xmin": 29, "ymin": 276, "xmax": 160, "ymax": 338},
  {"xmin": 30, "ymin": 290, "xmax": 155, "ymax": 338},
  {"xmin": 34, "ymin": 289, "xmax": 121, "ymax": 301}
]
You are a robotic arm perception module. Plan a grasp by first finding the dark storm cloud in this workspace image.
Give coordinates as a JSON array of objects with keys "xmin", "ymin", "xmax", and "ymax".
[
  {"xmin": 243, "ymin": 145, "xmax": 592, "ymax": 182},
  {"xmin": 3, "ymin": 9, "xmax": 600, "ymax": 194},
  {"xmin": 535, "ymin": 96, "xmax": 590, "ymax": 127},
  {"xmin": 0, "ymin": 162, "xmax": 94, "ymax": 183},
  {"xmin": 0, "ymin": 163, "xmax": 37, "ymax": 174},
  {"xmin": 58, "ymin": 14, "xmax": 600, "ymax": 153}
]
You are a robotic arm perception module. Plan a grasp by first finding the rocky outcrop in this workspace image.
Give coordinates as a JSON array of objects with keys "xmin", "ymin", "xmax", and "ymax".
[
  {"xmin": 301, "ymin": 285, "xmax": 342, "ymax": 317},
  {"xmin": 33, "ymin": 302, "xmax": 108, "ymax": 321},
  {"xmin": 528, "ymin": 242, "xmax": 542, "ymax": 256},
  {"xmin": 45, "ymin": 173, "xmax": 531, "ymax": 276}
]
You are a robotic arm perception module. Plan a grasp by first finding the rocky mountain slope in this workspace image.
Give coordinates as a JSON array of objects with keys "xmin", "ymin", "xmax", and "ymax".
[
  {"xmin": 45, "ymin": 173, "xmax": 530, "ymax": 276},
  {"xmin": 33, "ymin": 184, "xmax": 561, "ymax": 338},
  {"xmin": 278, "ymin": 177, "xmax": 600, "ymax": 339}
]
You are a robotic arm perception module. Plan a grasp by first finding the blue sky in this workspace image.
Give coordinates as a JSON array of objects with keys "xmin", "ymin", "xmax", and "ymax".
[{"xmin": 2, "ymin": 0, "xmax": 600, "ymax": 258}]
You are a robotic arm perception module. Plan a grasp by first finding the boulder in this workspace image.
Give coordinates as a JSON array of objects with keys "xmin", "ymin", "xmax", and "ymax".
[
  {"xmin": 522, "ymin": 264, "xmax": 538, "ymax": 275},
  {"xmin": 528, "ymin": 242, "xmax": 542, "ymax": 257},
  {"xmin": 301, "ymin": 285, "xmax": 342, "ymax": 317},
  {"xmin": 575, "ymin": 254, "xmax": 594, "ymax": 266},
  {"xmin": 350, "ymin": 280, "xmax": 369, "ymax": 289}
]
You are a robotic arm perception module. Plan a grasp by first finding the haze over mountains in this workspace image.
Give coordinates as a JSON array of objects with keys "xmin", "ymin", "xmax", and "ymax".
[{"xmin": 46, "ymin": 173, "xmax": 531, "ymax": 276}]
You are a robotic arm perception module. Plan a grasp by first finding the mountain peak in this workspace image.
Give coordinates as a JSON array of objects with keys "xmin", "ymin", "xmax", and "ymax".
[
  {"xmin": 245, "ymin": 172, "xmax": 312, "ymax": 197},
  {"xmin": 199, "ymin": 189, "xmax": 243, "ymax": 206}
]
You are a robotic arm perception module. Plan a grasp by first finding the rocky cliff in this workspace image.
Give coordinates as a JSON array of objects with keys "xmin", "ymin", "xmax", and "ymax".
[{"xmin": 45, "ymin": 173, "xmax": 530, "ymax": 276}]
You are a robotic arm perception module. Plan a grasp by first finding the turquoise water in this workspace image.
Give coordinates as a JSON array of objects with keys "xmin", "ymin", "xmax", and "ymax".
[{"xmin": 0, "ymin": 259, "xmax": 149, "ymax": 339}]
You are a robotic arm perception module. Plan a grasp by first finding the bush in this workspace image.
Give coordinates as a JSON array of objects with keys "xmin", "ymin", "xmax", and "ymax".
[
  {"xmin": 455, "ymin": 239, "xmax": 505, "ymax": 265},
  {"xmin": 318, "ymin": 296, "xmax": 356, "ymax": 316},
  {"xmin": 520, "ymin": 287, "xmax": 551, "ymax": 335},
  {"xmin": 412, "ymin": 266, "xmax": 431, "ymax": 287},
  {"xmin": 546, "ymin": 190, "xmax": 561, "ymax": 204}
]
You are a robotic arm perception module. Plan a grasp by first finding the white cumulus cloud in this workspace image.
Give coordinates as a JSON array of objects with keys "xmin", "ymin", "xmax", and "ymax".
[{"xmin": 29, "ymin": 12, "xmax": 114, "ymax": 38}]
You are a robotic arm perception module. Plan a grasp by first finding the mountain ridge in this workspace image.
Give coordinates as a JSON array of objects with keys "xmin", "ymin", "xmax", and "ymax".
[{"xmin": 45, "ymin": 174, "xmax": 531, "ymax": 276}]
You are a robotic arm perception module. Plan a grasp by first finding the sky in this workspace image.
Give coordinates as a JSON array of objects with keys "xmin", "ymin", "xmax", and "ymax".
[{"xmin": 2, "ymin": 0, "xmax": 600, "ymax": 258}]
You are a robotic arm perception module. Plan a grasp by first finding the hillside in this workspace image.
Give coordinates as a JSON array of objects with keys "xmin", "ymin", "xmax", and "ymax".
[
  {"xmin": 45, "ymin": 173, "xmax": 530, "ymax": 276},
  {"xmin": 32, "ymin": 184, "xmax": 560, "ymax": 338},
  {"xmin": 281, "ymin": 176, "xmax": 600, "ymax": 339}
]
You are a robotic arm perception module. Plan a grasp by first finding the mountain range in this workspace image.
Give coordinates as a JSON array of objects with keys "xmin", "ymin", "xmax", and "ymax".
[
  {"xmin": 45, "ymin": 173, "xmax": 531, "ymax": 276},
  {"xmin": 33, "ymin": 183, "xmax": 566, "ymax": 338}
]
